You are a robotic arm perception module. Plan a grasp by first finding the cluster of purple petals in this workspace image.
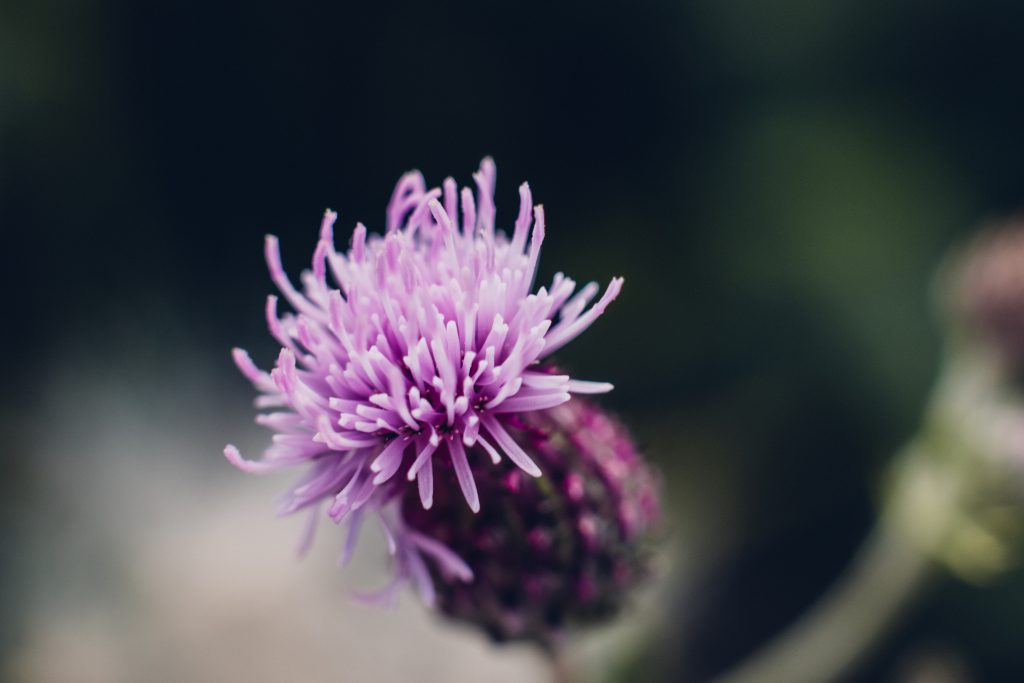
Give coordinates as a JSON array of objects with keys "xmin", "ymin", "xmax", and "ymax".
[
  {"xmin": 401, "ymin": 398, "xmax": 661, "ymax": 647},
  {"xmin": 225, "ymin": 159, "xmax": 623, "ymax": 603}
]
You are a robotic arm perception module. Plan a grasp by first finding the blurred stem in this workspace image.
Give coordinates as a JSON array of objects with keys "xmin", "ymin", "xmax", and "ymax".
[
  {"xmin": 705, "ymin": 518, "xmax": 936, "ymax": 683},
  {"xmin": 703, "ymin": 350, "xmax": 1010, "ymax": 683},
  {"xmin": 705, "ymin": 360, "xmax": 989, "ymax": 683}
]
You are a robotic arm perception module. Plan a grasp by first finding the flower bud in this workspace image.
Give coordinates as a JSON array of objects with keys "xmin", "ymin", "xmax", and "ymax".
[
  {"xmin": 954, "ymin": 220, "xmax": 1024, "ymax": 370},
  {"xmin": 400, "ymin": 398, "xmax": 661, "ymax": 649},
  {"xmin": 887, "ymin": 221, "xmax": 1024, "ymax": 583}
]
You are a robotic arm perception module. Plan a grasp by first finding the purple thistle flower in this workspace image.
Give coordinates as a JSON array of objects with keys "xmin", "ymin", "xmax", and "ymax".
[{"xmin": 226, "ymin": 159, "xmax": 624, "ymax": 603}]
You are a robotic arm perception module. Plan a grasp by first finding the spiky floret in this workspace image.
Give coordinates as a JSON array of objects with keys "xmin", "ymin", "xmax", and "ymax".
[{"xmin": 225, "ymin": 159, "xmax": 622, "ymax": 601}]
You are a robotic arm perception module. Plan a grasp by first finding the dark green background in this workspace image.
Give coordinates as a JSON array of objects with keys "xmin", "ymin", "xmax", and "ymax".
[{"xmin": 3, "ymin": 1, "xmax": 1024, "ymax": 680}]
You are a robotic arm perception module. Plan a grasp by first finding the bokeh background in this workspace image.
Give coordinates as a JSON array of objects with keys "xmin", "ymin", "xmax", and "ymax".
[{"xmin": 4, "ymin": 1, "xmax": 1024, "ymax": 681}]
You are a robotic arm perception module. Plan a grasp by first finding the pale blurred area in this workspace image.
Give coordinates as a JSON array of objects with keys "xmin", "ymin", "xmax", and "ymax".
[
  {"xmin": 3, "ymin": 344, "xmax": 557, "ymax": 683},
  {"xmin": 3, "ymin": 338, "xmax": 672, "ymax": 683}
]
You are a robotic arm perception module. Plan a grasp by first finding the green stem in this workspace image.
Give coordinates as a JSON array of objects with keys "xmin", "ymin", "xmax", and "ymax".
[
  {"xmin": 704, "ymin": 353, "xmax": 1005, "ymax": 683},
  {"xmin": 705, "ymin": 519, "xmax": 936, "ymax": 683}
]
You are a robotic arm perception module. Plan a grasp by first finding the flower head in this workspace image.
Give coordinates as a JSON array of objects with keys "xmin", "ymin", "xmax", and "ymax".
[{"xmin": 226, "ymin": 159, "xmax": 625, "ymax": 601}]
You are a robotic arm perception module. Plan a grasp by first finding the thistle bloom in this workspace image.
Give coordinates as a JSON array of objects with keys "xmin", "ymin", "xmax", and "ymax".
[{"xmin": 226, "ymin": 159, "xmax": 625, "ymax": 602}]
